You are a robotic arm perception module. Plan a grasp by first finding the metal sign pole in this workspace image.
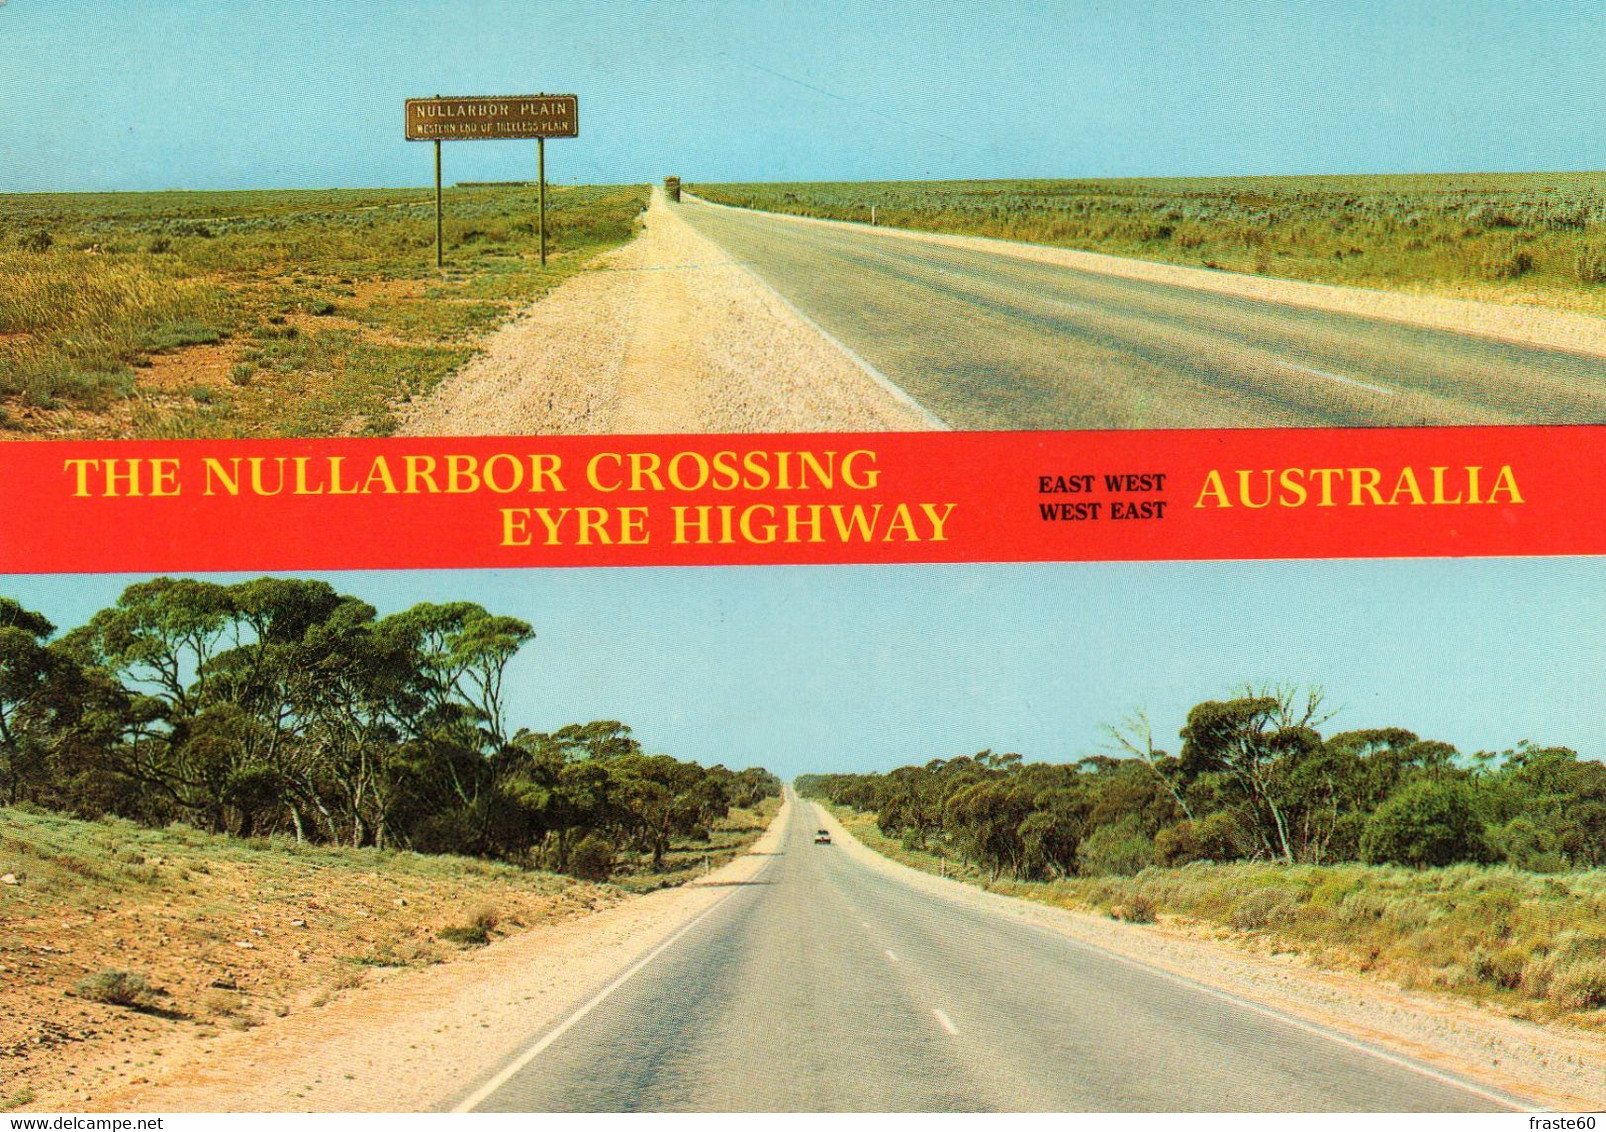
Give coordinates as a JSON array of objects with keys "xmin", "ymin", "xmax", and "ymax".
[
  {"xmin": 538, "ymin": 136, "xmax": 547, "ymax": 267},
  {"xmin": 434, "ymin": 139, "xmax": 443, "ymax": 269}
]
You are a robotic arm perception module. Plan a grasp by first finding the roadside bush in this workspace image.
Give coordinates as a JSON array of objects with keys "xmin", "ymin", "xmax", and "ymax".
[
  {"xmin": 1230, "ymin": 886, "xmax": 1301, "ymax": 931},
  {"xmin": 17, "ymin": 230, "xmax": 53, "ymax": 254},
  {"xmin": 1110, "ymin": 893, "xmax": 1157, "ymax": 923},
  {"xmin": 568, "ymin": 833, "xmax": 614, "ymax": 882},
  {"xmin": 1489, "ymin": 818, "xmax": 1565, "ymax": 873},
  {"xmin": 1549, "ymin": 959, "xmax": 1606, "ymax": 1011},
  {"xmin": 1576, "ymin": 249, "xmax": 1606, "ymax": 284},
  {"xmin": 438, "ymin": 904, "xmax": 499, "ymax": 946},
  {"xmin": 1480, "ymin": 248, "xmax": 1534, "ymax": 279},
  {"xmin": 1075, "ymin": 817, "xmax": 1154, "ymax": 877},
  {"xmin": 1154, "ymin": 811, "xmax": 1242, "ymax": 865},
  {"xmin": 75, "ymin": 969, "xmax": 157, "ymax": 1010},
  {"xmin": 1359, "ymin": 778, "xmax": 1493, "ymax": 868}
]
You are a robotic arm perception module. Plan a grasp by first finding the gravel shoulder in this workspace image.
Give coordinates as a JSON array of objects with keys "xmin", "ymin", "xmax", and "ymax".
[
  {"xmin": 815, "ymin": 806, "xmax": 1605, "ymax": 1112},
  {"xmin": 399, "ymin": 190, "xmax": 936, "ymax": 435},
  {"xmin": 689, "ymin": 196, "xmax": 1606, "ymax": 359},
  {"xmin": 86, "ymin": 799, "xmax": 791, "ymax": 1113}
]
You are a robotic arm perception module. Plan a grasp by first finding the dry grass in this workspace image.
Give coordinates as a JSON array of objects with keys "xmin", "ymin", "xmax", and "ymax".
[
  {"xmin": 0, "ymin": 804, "xmax": 621, "ymax": 1104},
  {"xmin": 0, "ymin": 183, "xmax": 647, "ymax": 437},
  {"xmin": 696, "ymin": 172, "xmax": 1606, "ymax": 318}
]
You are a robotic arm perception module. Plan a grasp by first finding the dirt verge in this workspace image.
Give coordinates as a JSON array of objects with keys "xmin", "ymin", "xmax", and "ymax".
[
  {"xmin": 80, "ymin": 799, "xmax": 789, "ymax": 1113},
  {"xmin": 399, "ymin": 190, "xmax": 938, "ymax": 435}
]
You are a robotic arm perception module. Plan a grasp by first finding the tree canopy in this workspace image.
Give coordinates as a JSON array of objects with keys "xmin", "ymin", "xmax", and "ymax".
[
  {"xmin": 800, "ymin": 687, "xmax": 1603, "ymax": 879},
  {"xmin": 2, "ymin": 580, "xmax": 779, "ymax": 881}
]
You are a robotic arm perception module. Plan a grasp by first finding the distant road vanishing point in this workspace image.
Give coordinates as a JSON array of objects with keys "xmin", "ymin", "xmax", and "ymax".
[
  {"xmin": 457, "ymin": 793, "xmax": 1521, "ymax": 1113},
  {"xmin": 674, "ymin": 196, "xmax": 1606, "ymax": 431}
]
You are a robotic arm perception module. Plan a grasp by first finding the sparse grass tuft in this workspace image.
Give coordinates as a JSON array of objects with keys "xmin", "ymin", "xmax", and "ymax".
[{"xmin": 74, "ymin": 969, "xmax": 158, "ymax": 1010}]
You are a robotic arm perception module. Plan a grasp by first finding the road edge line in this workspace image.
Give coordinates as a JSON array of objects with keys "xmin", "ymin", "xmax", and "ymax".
[
  {"xmin": 451, "ymin": 800, "xmax": 788, "ymax": 1112},
  {"xmin": 678, "ymin": 195, "xmax": 950, "ymax": 431},
  {"xmin": 684, "ymin": 193, "xmax": 1606, "ymax": 362},
  {"xmin": 818, "ymin": 804, "xmax": 1541, "ymax": 1112}
]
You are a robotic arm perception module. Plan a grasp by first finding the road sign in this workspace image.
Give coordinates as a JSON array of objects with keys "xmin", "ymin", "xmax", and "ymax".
[
  {"xmin": 405, "ymin": 95, "xmax": 578, "ymax": 141},
  {"xmin": 406, "ymin": 95, "xmax": 579, "ymax": 268}
]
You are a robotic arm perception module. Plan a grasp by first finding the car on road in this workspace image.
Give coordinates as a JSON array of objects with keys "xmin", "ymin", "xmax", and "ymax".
[{"xmin": 814, "ymin": 829, "xmax": 832, "ymax": 845}]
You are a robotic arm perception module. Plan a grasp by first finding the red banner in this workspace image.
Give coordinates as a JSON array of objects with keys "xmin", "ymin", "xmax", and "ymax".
[{"xmin": 0, "ymin": 426, "xmax": 1594, "ymax": 573}]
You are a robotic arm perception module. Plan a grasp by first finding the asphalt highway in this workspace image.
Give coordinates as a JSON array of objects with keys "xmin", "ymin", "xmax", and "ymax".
[
  {"xmin": 675, "ymin": 198, "xmax": 1606, "ymax": 430},
  {"xmin": 459, "ymin": 796, "xmax": 1518, "ymax": 1112}
]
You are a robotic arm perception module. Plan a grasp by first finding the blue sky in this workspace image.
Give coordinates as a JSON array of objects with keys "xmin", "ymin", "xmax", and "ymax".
[
  {"xmin": 5, "ymin": 559, "xmax": 1603, "ymax": 780},
  {"xmin": 3, "ymin": 0, "xmax": 1604, "ymax": 191}
]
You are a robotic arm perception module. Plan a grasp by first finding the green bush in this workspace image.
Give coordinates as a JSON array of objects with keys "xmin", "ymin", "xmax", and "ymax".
[
  {"xmin": 1489, "ymin": 817, "xmax": 1565, "ymax": 873},
  {"xmin": 1154, "ymin": 811, "xmax": 1242, "ymax": 865},
  {"xmin": 1480, "ymin": 247, "xmax": 1535, "ymax": 279},
  {"xmin": 1576, "ymin": 249, "xmax": 1606, "ymax": 284},
  {"xmin": 1075, "ymin": 817, "xmax": 1154, "ymax": 877},
  {"xmin": 75, "ymin": 969, "xmax": 158, "ymax": 1009},
  {"xmin": 1230, "ymin": 886, "xmax": 1302, "ymax": 931},
  {"xmin": 18, "ymin": 230, "xmax": 53, "ymax": 254},
  {"xmin": 1359, "ymin": 778, "xmax": 1493, "ymax": 867},
  {"xmin": 1549, "ymin": 958, "xmax": 1606, "ymax": 1010},
  {"xmin": 569, "ymin": 833, "xmax": 614, "ymax": 882}
]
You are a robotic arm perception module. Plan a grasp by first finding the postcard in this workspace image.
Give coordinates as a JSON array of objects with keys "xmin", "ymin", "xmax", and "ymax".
[{"xmin": 1, "ymin": 0, "xmax": 1603, "ymax": 1119}]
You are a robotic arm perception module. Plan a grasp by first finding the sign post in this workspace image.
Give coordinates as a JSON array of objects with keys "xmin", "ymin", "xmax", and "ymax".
[
  {"xmin": 405, "ymin": 94, "xmax": 579, "ymax": 269},
  {"xmin": 433, "ymin": 139, "xmax": 443, "ymax": 269}
]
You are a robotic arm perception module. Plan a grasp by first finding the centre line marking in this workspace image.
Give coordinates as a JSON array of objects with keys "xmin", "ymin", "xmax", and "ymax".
[
  {"xmin": 933, "ymin": 1008, "xmax": 959, "ymax": 1035},
  {"xmin": 1285, "ymin": 362, "xmax": 1397, "ymax": 396},
  {"xmin": 885, "ymin": 949, "xmax": 899, "ymax": 963}
]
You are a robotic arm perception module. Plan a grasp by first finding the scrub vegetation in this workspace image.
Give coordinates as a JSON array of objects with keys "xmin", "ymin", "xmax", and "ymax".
[
  {"xmin": 800, "ymin": 685, "xmax": 1606, "ymax": 1025},
  {"xmin": 695, "ymin": 173, "xmax": 1606, "ymax": 317},
  {"xmin": 0, "ymin": 583, "xmax": 779, "ymax": 876},
  {"xmin": 0, "ymin": 183, "xmax": 647, "ymax": 438}
]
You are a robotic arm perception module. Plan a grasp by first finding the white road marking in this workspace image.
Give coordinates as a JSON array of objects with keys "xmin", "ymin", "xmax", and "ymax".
[
  {"xmin": 450, "ymin": 882, "xmax": 749, "ymax": 1111},
  {"xmin": 680, "ymin": 197, "xmax": 949, "ymax": 430},
  {"xmin": 884, "ymin": 949, "xmax": 899, "ymax": 963},
  {"xmin": 994, "ymin": 901, "xmax": 1530, "ymax": 1110},
  {"xmin": 691, "ymin": 193, "xmax": 1413, "ymax": 407},
  {"xmin": 932, "ymin": 1008, "xmax": 959, "ymax": 1036},
  {"xmin": 1283, "ymin": 361, "xmax": 1397, "ymax": 396},
  {"xmin": 827, "ymin": 821, "xmax": 1532, "ymax": 1110}
]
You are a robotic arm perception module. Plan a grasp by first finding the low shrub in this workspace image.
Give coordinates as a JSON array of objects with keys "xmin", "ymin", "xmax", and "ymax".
[
  {"xmin": 74, "ymin": 969, "xmax": 158, "ymax": 1010},
  {"xmin": 1549, "ymin": 959, "xmax": 1606, "ymax": 1011},
  {"xmin": 1110, "ymin": 893, "xmax": 1157, "ymax": 923},
  {"xmin": 1576, "ymin": 249, "xmax": 1606, "ymax": 284},
  {"xmin": 1075, "ymin": 817, "xmax": 1154, "ymax": 877},
  {"xmin": 439, "ymin": 903, "xmax": 499, "ymax": 945},
  {"xmin": 569, "ymin": 833, "xmax": 614, "ymax": 882},
  {"xmin": 1230, "ymin": 886, "xmax": 1302, "ymax": 931}
]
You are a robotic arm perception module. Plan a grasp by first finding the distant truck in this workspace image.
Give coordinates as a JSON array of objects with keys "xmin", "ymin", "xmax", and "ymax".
[
  {"xmin": 664, "ymin": 176, "xmax": 682, "ymax": 203},
  {"xmin": 814, "ymin": 829, "xmax": 831, "ymax": 845}
]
